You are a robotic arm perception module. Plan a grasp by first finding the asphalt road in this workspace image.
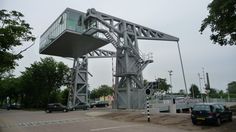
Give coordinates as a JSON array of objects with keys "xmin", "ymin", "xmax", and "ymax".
[{"xmin": 0, "ymin": 109, "xmax": 188, "ymax": 132}]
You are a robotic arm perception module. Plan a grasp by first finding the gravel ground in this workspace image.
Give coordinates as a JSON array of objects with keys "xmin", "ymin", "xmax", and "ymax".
[{"xmin": 99, "ymin": 112, "xmax": 236, "ymax": 132}]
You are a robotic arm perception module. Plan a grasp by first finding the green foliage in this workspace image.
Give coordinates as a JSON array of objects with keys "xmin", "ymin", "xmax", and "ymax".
[
  {"xmin": 207, "ymin": 88, "xmax": 228, "ymax": 98},
  {"xmin": 155, "ymin": 78, "xmax": 170, "ymax": 93},
  {"xmin": 208, "ymin": 88, "xmax": 218, "ymax": 98},
  {"xmin": 89, "ymin": 85, "xmax": 113, "ymax": 100},
  {"xmin": 0, "ymin": 77, "xmax": 21, "ymax": 105},
  {"xmin": 0, "ymin": 9, "xmax": 35, "ymax": 77},
  {"xmin": 178, "ymin": 89, "xmax": 185, "ymax": 95},
  {"xmin": 90, "ymin": 89, "xmax": 99, "ymax": 100},
  {"xmin": 98, "ymin": 85, "xmax": 113, "ymax": 97},
  {"xmin": 143, "ymin": 79, "xmax": 148, "ymax": 86},
  {"xmin": 228, "ymin": 81, "xmax": 236, "ymax": 94},
  {"xmin": 0, "ymin": 57, "xmax": 71, "ymax": 108},
  {"xmin": 200, "ymin": 0, "xmax": 236, "ymax": 46},
  {"xmin": 60, "ymin": 88, "xmax": 69, "ymax": 105},
  {"xmin": 189, "ymin": 84, "xmax": 201, "ymax": 98},
  {"xmin": 19, "ymin": 57, "xmax": 69, "ymax": 108}
]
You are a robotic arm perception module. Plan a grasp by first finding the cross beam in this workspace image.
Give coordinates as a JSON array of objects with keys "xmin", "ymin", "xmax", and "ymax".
[
  {"xmin": 85, "ymin": 8, "xmax": 179, "ymax": 42},
  {"xmin": 87, "ymin": 49, "xmax": 116, "ymax": 58}
]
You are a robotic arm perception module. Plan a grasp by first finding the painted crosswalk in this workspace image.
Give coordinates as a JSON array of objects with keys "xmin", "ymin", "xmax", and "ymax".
[{"xmin": 0, "ymin": 117, "xmax": 96, "ymax": 129}]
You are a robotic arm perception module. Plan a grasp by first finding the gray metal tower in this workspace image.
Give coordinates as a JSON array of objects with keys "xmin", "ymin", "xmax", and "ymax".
[
  {"xmin": 83, "ymin": 9, "xmax": 179, "ymax": 109},
  {"xmin": 67, "ymin": 49, "xmax": 116, "ymax": 108}
]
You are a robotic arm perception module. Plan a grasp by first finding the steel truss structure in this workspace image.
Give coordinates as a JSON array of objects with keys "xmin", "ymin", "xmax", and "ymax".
[
  {"xmin": 79, "ymin": 8, "xmax": 179, "ymax": 109},
  {"xmin": 67, "ymin": 49, "xmax": 116, "ymax": 108}
]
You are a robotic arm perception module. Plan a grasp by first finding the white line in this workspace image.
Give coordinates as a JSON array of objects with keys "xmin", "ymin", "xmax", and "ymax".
[{"xmin": 90, "ymin": 125, "xmax": 141, "ymax": 131}]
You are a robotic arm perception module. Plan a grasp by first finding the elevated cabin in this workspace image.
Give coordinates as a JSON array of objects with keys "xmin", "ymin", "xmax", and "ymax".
[{"xmin": 39, "ymin": 8, "xmax": 108, "ymax": 58}]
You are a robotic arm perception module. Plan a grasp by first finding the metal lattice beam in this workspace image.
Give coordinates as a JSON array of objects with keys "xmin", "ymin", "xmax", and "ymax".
[
  {"xmin": 87, "ymin": 49, "xmax": 116, "ymax": 58},
  {"xmin": 85, "ymin": 8, "xmax": 179, "ymax": 42}
]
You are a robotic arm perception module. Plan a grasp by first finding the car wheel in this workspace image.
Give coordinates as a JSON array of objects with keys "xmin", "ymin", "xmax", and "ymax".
[
  {"xmin": 63, "ymin": 109, "xmax": 67, "ymax": 112},
  {"xmin": 216, "ymin": 117, "xmax": 221, "ymax": 126},
  {"xmin": 229, "ymin": 116, "xmax": 233, "ymax": 122},
  {"xmin": 192, "ymin": 120, "xmax": 197, "ymax": 125},
  {"xmin": 46, "ymin": 110, "xmax": 51, "ymax": 113},
  {"xmin": 72, "ymin": 108, "xmax": 76, "ymax": 111}
]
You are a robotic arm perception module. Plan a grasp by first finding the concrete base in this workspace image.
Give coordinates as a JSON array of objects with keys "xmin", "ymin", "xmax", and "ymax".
[{"xmin": 170, "ymin": 103, "xmax": 176, "ymax": 114}]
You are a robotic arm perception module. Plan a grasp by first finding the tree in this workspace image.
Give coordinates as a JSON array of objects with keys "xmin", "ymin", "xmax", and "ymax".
[
  {"xmin": 155, "ymin": 78, "xmax": 170, "ymax": 93},
  {"xmin": 179, "ymin": 89, "xmax": 185, "ymax": 95},
  {"xmin": 208, "ymin": 88, "xmax": 217, "ymax": 98},
  {"xmin": 228, "ymin": 81, "xmax": 236, "ymax": 94},
  {"xmin": 218, "ymin": 90, "xmax": 225, "ymax": 98},
  {"xmin": 200, "ymin": 0, "xmax": 236, "ymax": 46},
  {"xmin": 0, "ymin": 10, "xmax": 35, "ymax": 77},
  {"xmin": 90, "ymin": 89, "xmax": 99, "ymax": 100},
  {"xmin": 89, "ymin": 85, "xmax": 113, "ymax": 101},
  {"xmin": 20, "ymin": 57, "xmax": 69, "ymax": 108},
  {"xmin": 60, "ymin": 88, "xmax": 69, "ymax": 105},
  {"xmin": 189, "ymin": 84, "xmax": 201, "ymax": 98},
  {"xmin": 97, "ymin": 85, "xmax": 113, "ymax": 100},
  {"xmin": 0, "ymin": 77, "xmax": 21, "ymax": 106}
]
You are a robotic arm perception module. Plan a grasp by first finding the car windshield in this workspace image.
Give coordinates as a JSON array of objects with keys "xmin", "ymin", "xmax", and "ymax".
[{"xmin": 193, "ymin": 105, "xmax": 211, "ymax": 112}]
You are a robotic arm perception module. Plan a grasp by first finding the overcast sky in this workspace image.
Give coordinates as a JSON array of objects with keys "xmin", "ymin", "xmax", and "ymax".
[{"xmin": 1, "ymin": 0, "xmax": 236, "ymax": 93}]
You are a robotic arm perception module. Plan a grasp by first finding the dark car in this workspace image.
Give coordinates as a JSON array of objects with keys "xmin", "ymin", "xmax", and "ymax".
[
  {"xmin": 90, "ymin": 101, "xmax": 109, "ymax": 108},
  {"xmin": 45, "ymin": 103, "xmax": 68, "ymax": 113},
  {"xmin": 73, "ymin": 102, "xmax": 90, "ymax": 110},
  {"xmin": 90, "ymin": 102, "xmax": 96, "ymax": 108},
  {"xmin": 191, "ymin": 103, "xmax": 232, "ymax": 126},
  {"xmin": 10, "ymin": 103, "xmax": 21, "ymax": 109}
]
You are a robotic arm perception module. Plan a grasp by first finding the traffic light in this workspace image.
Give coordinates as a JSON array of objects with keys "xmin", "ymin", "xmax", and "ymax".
[{"xmin": 146, "ymin": 89, "xmax": 151, "ymax": 95}]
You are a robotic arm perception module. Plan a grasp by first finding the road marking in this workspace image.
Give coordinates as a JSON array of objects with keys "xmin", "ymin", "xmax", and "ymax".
[
  {"xmin": 0, "ymin": 117, "xmax": 97, "ymax": 129},
  {"xmin": 90, "ymin": 125, "xmax": 142, "ymax": 131}
]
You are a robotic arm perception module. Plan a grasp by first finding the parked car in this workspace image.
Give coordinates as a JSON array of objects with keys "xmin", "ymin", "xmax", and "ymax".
[
  {"xmin": 90, "ymin": 102, "xmax": 96, "ymax": 108},
  {"xmin": 191, "ymin": 103, "xmax": 232, "ymax": 126},
  {"xmin": 90, "ymin": 101, "xmax": 109, "ymax": 108},
  {"xmin": 45, "ymin": 103, "xmax": 68, "ymax": 113},
  {"xmin": 10, "ymin": 103, "xmax": 21, "ymax": 109},
  {"xmin": 73, "ymin": 102, "xmax": 90, "ymax": 110}
]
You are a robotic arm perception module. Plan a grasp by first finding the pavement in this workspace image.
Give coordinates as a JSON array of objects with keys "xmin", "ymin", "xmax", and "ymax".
[{"xmin": 0, "ymin": 109, "xmax": 189, "ymax": 132}]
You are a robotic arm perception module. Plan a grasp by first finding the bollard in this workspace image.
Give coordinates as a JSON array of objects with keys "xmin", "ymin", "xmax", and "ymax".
[{"xmin": 146, "ymin": 96, "xmax": 150, "ymax": 122}]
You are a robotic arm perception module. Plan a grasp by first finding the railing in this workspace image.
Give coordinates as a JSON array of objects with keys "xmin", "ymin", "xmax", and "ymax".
[
  {"xmin": 148, "ymin": 97, "xmax": 236, "ymax": 113},
  {"xmin": 40, "ymin": 13, "xmax": 67, "ymax": 51}
]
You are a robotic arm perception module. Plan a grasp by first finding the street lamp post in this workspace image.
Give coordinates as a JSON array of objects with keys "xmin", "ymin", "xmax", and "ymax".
[
  {"xmin": 198, "ymin": 73, "xmax": 203, "ymax": 101},
  {"xmin": 168, "ymin": 70, "xmax": 173, "ymax": 98},
  {"xmin": 228, "ymin": 90, "xmax": 230, "ymax": 102}
]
